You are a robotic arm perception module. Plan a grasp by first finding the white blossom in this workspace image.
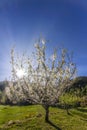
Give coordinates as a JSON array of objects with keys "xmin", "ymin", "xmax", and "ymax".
[
  {"xmin": 41, "ymin": 39, "xmax": 46, "ymax": 45},
  {"xmin": 51, "ymin": 53, "xmax": 56, "ymax": 61}
]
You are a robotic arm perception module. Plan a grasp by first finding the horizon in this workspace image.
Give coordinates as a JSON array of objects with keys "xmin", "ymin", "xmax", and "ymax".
[{"xmin": 0, "ymin": 0, "xmax": 87, "ymax": 81}]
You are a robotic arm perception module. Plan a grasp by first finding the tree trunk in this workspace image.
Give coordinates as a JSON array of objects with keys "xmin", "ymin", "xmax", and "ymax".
[
  {"xmin": 66, "ymin": 107, "xmax": 70, "ymax": 115},
  {"xmin": 65, "ymin": 103, "xmax": 70, "ymax": 115},
  {"xmin": 44, "ymin": 106, "xmax": 49, "ymax": 122}
]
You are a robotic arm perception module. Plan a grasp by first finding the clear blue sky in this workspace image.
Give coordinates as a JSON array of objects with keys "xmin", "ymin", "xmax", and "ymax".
[{"xmin": 0, "ymin": 0, "xmax": 87, "ymax": 81}]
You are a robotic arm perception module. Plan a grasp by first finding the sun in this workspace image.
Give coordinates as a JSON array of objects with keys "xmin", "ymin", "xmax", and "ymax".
[{"xmin": 16, "ymin": 69, "xmax": 25, "ymax": 78}]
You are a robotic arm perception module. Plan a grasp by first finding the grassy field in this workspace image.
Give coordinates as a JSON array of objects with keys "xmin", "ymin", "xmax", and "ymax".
[{"xmin": 0, "ymin": 105, "xmax": 87, "ymax": 130}]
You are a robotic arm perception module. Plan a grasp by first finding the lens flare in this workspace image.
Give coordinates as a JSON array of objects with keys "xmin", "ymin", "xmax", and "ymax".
[{"xmin": 16, "ymin": 69, "xmax": 25, "ymax": 78}]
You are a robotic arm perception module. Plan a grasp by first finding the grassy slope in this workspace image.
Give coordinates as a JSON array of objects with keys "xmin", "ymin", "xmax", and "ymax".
[{"xmin": 0, "ymin": 105, "xmax": 87, "ymax": 130}]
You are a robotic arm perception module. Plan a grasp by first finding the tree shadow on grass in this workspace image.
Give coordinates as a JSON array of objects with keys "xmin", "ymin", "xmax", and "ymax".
[
  {"xmin": 47, "ymin": 120, "xmax": 61, "ymax": 130},
  {"xmin": 70, "ymin": 108, "xmax": 87, "ymax": 120},
  {"xmin": 66, "ymin": 111, "xmax": 73, "ymax": 116},
  {"xmin": 80, "ymin": 118, "xmax": 87, "ymax": 121},
  {"xmin": 77, "ymin": 108, "xmax": 87, "ymax": 113}
]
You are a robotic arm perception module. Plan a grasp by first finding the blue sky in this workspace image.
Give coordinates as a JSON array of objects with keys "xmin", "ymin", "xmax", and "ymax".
[{"xmin": 0, "ymin": 0, "xmax": 87, "ymax": 81}]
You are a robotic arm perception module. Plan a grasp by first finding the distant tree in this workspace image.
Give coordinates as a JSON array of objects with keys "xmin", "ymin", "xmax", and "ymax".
[
  {"xmin": 5, "ymin": 38, "xmax": 76, "ymax": 122},
  {"xmin": 59, "ymin": 93, "xmax": 81, "ymax": 114}
]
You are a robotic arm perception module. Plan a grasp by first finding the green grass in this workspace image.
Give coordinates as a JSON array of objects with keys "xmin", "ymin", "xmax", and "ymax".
[{"xmin": 0, "ymin": 105, "xmax": 87, "ymax": 130}]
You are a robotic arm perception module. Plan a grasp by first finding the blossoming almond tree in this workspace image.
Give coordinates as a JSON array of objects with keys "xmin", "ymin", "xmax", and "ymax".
[{"xmin": 5, "ymin": 38, "xmax": 77, "ymax": 122}]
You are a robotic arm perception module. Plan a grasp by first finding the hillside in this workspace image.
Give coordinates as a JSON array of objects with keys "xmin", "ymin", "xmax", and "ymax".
[
  {"xmin": 0, "ymin": 77, "xmax": 87, "ymax": 105},
  {"xmin": 0, "ymin": 81, "xmax": 7, "ymax": 91},
  {"xmin": 71, "ymin": 76, "xmax": 87, "ymax": 88},
  {"xmin": 0, "ymin": 77, "xmax": 87, "ymax": 94},
  {"xmin": 68, "ymin": 76, "xmax": 87, "ymax": 96},
  {"xmin": 0, "ymin": 76, "xmax": 87, "ymax": 91}
]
